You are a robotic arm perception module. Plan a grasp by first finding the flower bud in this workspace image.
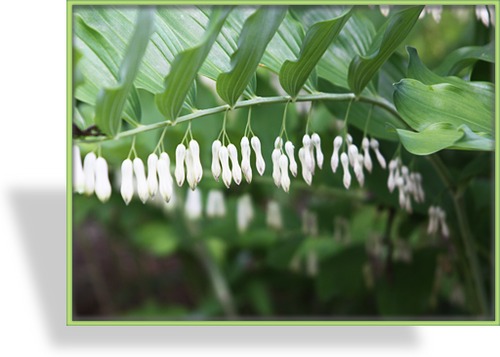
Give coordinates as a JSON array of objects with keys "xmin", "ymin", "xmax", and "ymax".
[
  {"xmin": 228, "ymin": 143, "xmax": 242, "ymax": 185},
  {"xmin": 266, "ymin": 200, "xmax": 282, "ymax": 230},
  {"xmin": 211, "ymin": 140, "xmax": 222, "ymax": 181},
  {"xmin": 347, "ymin": 144, "xmax": 359, "ymax": 168},
  {"xmin": 311, "ymin": 133, "xmax": 324, "ymax": 169},
  {"xmin": 284, "ymin": 141, "xmax": 297, "ymax": 177},
  {"xmin": 189, "ymin": 139, "xmax": 203, "ymax": 183},
  {"xmin": 133, "ymin": 158, "xmax": 149, "ymax": 203},
  {"xmin": 120, "ymin": 159, "xmax": 134, "ymax": 205},
  {"xmin": 279, "ymin": 154, "xmax": 290, "ymax": 192},
  {"xmin": 251, "ymin": 136, "xmax": 265, "ymax": 175},
  {"xmin": 340, "ymin": 152, "xmax": 351, "ymax": 189},
  {"xmin": 73, "ymin": 146, "xmax": 85, "ymax": 194},
  {"xmin": 185, "ymin": 188, "xmax": 202, "ymax": 220},
  {"xmin": 272, "ymin": 148, "xmax": 282, "ymax": 187},
  {"xmin": 330, "ymin": 136, "xmax": 343, "ymax": 173},
  {"xmin": 370, "ymin": 138, "xmax": 387, "ymax": 169},
  {"xmin": 147, "ymin": 153, "xmax": 159, "ymax": 197},
  {"xmin": 157, "ymin": 152, "xmax": 173, "ymax": 202},
  {"xmin": 83, "ymin": 152, "xmax": 97, "ymax": 195},
  {"xmin": 219, "ymin": 146, "xmax": 232, "ymax": 188},
  {"xmin": 237, "ymin": 194, "xmax": 254, "ymax": 233},
  {"xmin": 274, "ymin": 136, "xmax": 283, "ymax": 149},
  {"xmin": 240, "ymin": 137, "xmax": 252, "ymax": 183},
  {"xmin": 354, "ymin": 154, "xmax": 364, "ymax": 187},
  {"xmin": 361, "ymin": 138, "xmax": 373, "ymax": 172},
  {"xmin": 298, "ymin": 147, "xmax": 312, "ymax": 185},
  {"xmin": 206, "ymin": 190, "xmax": 226, "ymax": 218},
  {"xmin": 185, "ymin": 148, "xmax": 198, "ymax": 190},
  {"xmin": 175, "ymin": 144, "xmax": 186, "ymax": 187},
  {"xmin": 95, "ymin": 157, "xmax": 112, "ymax": 203}
]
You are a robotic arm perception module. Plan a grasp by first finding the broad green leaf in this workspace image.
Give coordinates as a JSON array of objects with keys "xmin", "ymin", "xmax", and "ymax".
[
  {"xmin": 348, "ymin": 6, "xmax": 423, "ymax": 94},
  {"xmin": 155, "ymin": 8, "xmax": 231, "ymax": 120},
  {"xmin": 216, "ymin": 7, "xmax": 287, "ymax": 106},
  {"xmin": 279, "ymin": 7, "xmax": 351, "ymax": 97},
  {"xmin": 451, "ymin": 125, "xmax": 494, "ymax": 151},
  {"xmin": 94, "ymin": 8, "xmax": 154, "ymax": 136},
  {"xmin": 435, "ymin": 42, "xmax": 494, "ymax": 76},
  {"xmin": 394, "ymin": 79, "xmax": 492, "ymax": 135},
  {"xmin": 396, "ymin": 123, "xmax": 464, "ymax": 155}
]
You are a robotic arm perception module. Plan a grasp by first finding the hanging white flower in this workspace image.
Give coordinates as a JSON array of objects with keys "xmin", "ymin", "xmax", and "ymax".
[
  {"xmin": 387, "ymin": 159, "xmax": 398, "ymax": 192},
  {"xmin": 284, "ymin": 141, "xmax": 297, "ymax": 177},
  {"xmin": 266, "ymin": 200, "xmax": 283, "ymax": 230},
  {"xmin": 251, "ymin": 136, "xmax": 266, "ymax": 175},
  {"xmin": 370, "ymin": 139, "xmax": 387, "ymax": 169},
  {"xmin": 146, "ymin": 153, "xmax": 159, "ymax": 197},
  {"xmin": 302, "ymin": 134, "xmax": 315, "ymax": 173},
  {"xmin": 354, "ymin": 154, "xmax": 365, "ymax": 187},
  {"xmin": 73, "ymin": 146, "xmax": 85, "ymax": 194},
  {"xmin": 227, "ymin": 143, "xmax": 242, "ymax": 185},
  {"xmin": 189, "ymin": 139, "xmax": 203, "ymax": 184},
  {"xmin": 133, "ymin": 157, "xmax": 149, "ymax": 204},
  {"xmin": 175, "ymin": 144, "xmax": 186, "ymax": 187},
  {"xmin": 340, "ymin": 152, "xmax": 351, "ymax": 189},
  {"xmin": 279, "ymin": 154, "xmax": 291, "ymax": 192},
  {"xmin": 211, "ymin": 139, "xmax": 222, "ymax": 181},
  {"xmin": 83, "ymin": 152, "xmax": 97, "ymax": 195},
  {"xmin": 240, "ymin": 136, "xmax": 252, "ymax": 183},
  {"xmin": 185, "ymin": 188, "xmax": 202, "ymax": 220},
  {"xmin": 206, "ymin": 189, "xmax": 226, "ymax": 218},
  {"xmin": 330, "ymin": 135, "xmax": 343, "ymax": 173},
  {"xmin": 157, "ymin": 152, "xmax": 174, "ymax": 202},
  {"xmin": 361, "ymin": 138, "xmax": 373, "ymax": 172},
  {"xmin": 271, "ymin": 148, "xmax": 282, "ymax": 187},
  {"xmin": 298, "ymin": 147, "xmax": 312, "ymax": 185},
  {"xmin": 185, "ymin": 148, "xmax": 198, "ymax": 190},
  {"xmin": 120, "ymin": 159, "xmax": 134, "ymax": 205},
  {"xmin": 94, "ymin": 157, "xmax": 112, "ymax": 203},
  {"xmin": 237, "ymin": 194, "xmax": 254, "ymax": 233},
  {"xmin": 311, "ymin": 133, "xmax": 324, "ymax": 169},
  {"xmin": 218, "ymin": 145, "xmax": 232, "ymax": 188}
]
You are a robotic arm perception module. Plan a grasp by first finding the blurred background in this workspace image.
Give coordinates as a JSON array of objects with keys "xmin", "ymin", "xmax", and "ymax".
[{"xmin": 72, "ymin": 5, "xmax": 495, "ymax": 321}]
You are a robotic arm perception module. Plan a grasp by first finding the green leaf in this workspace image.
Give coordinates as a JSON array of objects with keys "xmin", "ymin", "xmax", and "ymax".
[
  {"xmin": 279, "ymin": 7, "xmax": 351, "ymax": 97},
  {"xmin": 94, "ymin": 8, "xmax": 154, "ymax": 136},
  {"xmin": 348, "ymin": 6, "xmax": 423, "ymax": 94},
  {"xmin": 396, "ymin": 123, "xmax": 464, "ymax": 155},
  {"xmin": 435, "ymin": 42, "xmax": 494, "ymax": 76},
  {"xmin": 393, "ymin": 78, "xmax": 492, "ymax": 135},
  {"xmin": 155, "ymin": 8, "xmax": 231, "ymax": 120},
  {"xmin": 132, "ymin": 222, "xmax": 178, "ymax": 256},
  {"xmin": 216, "ymin": 7, "xmax": 287, "ymax": 106},
  {"xmin": 451, "ymin": 125, "xmax": 494, "ymax": 151}
]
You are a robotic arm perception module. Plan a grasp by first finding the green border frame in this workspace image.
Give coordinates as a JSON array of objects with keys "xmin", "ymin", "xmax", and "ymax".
[{"xmin": 66, "ymin": 0, "xmax": 500, "ymax": 326}]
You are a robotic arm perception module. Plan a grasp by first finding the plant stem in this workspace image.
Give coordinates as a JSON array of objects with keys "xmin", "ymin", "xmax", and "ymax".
[
  {"xmin": 428, "ymin": 155, "xmax": 488, "ymax": 316},
  {"xmin": 75, "ymin": 92, "xmax": 409, "ymax": 144}
]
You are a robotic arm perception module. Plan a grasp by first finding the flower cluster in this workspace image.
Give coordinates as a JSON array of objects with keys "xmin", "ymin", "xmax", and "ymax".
[
  {"xmin": 387, "ymin": 158, "xmax": 425, "ymax": 213},
  {"xmin": 73, "ymin": 146, "xmax": 112, "ymax": 203},
  {"xmin": 271, "ymin": 137, "xmax": 295, "ymax": 192},
  {"xmin": 212, "ymin": 136, "xmax": 265, "ymax": 188},
  {"xmin": 427, "ymin": 206, "xmax": 450, "ymax": 238},
  {"xmin": 331, "ymin": 134, "xmax": 386, "ymax": 189},
  {"xmin": 297, "ymin": 133, "xmax": 323, "ymax": 186}
]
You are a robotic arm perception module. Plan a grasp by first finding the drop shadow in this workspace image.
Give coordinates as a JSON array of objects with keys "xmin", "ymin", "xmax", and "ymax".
[{"xmin": 11, "ymin": 187, "xmax": 418, "ymax": 348}]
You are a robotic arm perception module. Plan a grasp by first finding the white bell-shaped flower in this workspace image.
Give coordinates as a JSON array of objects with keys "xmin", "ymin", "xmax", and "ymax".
[
  {"xmin": 83, "ymin": 152, "xmax": 97, "ymax": 195},
  {"xmin": 185, "ymin": 188, "xmax": 202, "ymax": 220},
  {"xmin": 211, "ymin": 140, "xmax": 222, "ymax": 181},
  {"xmin": 340, "ymin": 152, "xmax": 351, "ymax": 189},
  {"xmin": 189, "ymin": 139, "xmax": 203, "ymax": 184},
  {"xmin": 218, "ymin": 146, "xmax": 232, "ymax": 188},
  {"xmin": 346, "ymin": 133, "xmax": 353, "ymax": 145},
  {"xmin": 227, "ymin": 143, "xmax": 242, "ymax": 185},
  {"xmin": 311, "ymin": 133, "xmax": 324, "ymax": 169},
  {"xmin": 279, "ymin": 154, "xmax": 291, "ymax": 192},
  {"xmin": 73, "ymin": 146, "xmax": 85, "ymax": 194},
  {"xmin": 427, "ymin": 206, "xmax": 438, "ymax": 235},
  {"xmin": 120, "ymin": 159, "xmax": 134, "ymax": 205},
  {"xmin": 133, "ymin": 158, "xmax": 149, "ymax": 203},
  {"xmin": 251, "ymin": 136, "xmax": 265, "ymax": 175},
  {"xmin": 185, "ymin": 148, "xmax": 198, "ymax": 190},
  {"xmin": 354, "ymin": 154, "xmax": 365, "ymax": 187},
  {"xmin": 237, "ymin": 194, "xmax": 254, "ymax": 233},
  {"xmin": 94, "ymin": 157, "xmax": 112, "ymax": 203},
  {"xmin": 147, "ymin": 153, "xmax": 159, "ymax": 197},
  {"xmin": 240, "ymin": 136, "xmax": 252, "ymax": 183},
  {"xmin": 175, "ymin": 144, "xmax": 186, "ymax": 187},
  {"xmin": 298, "ymin": 147, "xmax": 312, "ymax": 185},
  {"xmin": 271, "ymin": 148, "xmax": 282, "ymax": 187},
  {"xmin": 361, "ymin": 138, "xmax": 373, "ymax": 172},
  {"xmin": 206, "ymin": 190, "xmax": 226, "ymax": 218},
  {"xmin": 284, "ymin": 141, "xmax": 297, "ymax": 177},
  {"xmin": 370, "ymin": 138, "xmax": 387, "ymax": 169},
  {"xmin": 347, "ymin": 144, "xmax": 359, "ymax": 168},
  {"xmin": 330, "ymin": 136, "xmax": 343, "ymax": 173},
  {"xmin": 274, "ymin": 136, "xmax": 283, "ymax": 149},
  {"xmin": 302, "ymin": 134, "xmax": 314, "ymax": 173},
  {"xmin": 157, "ymin": 152, "xmax": 174, "ymax": 202},
  {"xmin": 266, "ymin": 200, "xmax": 282, "ymax": 230},
  {"xmin": 387, "ymin": 159, "xmax": 399, "ymax": 192}
]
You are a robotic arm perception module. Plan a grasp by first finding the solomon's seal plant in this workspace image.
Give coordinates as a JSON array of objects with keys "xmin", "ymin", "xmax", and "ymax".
[{"xmin": 72, "ymin": 5, "xmax": 495, "ymax": 320}]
